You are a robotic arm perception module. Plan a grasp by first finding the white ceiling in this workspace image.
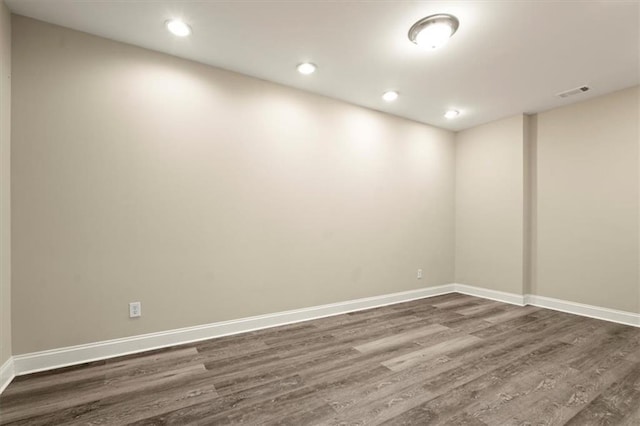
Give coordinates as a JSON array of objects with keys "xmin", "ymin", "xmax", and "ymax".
[{"xmin": 5, "ymin": 0, "xmax": 640, "ymax": 131}]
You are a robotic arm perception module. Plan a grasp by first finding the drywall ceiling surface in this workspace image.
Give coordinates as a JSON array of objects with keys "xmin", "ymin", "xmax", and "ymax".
[{"xmin": 5, "ymin": 0, "xmax": 639, "ymax": 131}]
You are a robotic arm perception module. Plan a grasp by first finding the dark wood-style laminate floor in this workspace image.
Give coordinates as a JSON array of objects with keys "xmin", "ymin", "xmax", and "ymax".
[{"xmin": 2, "ymin": 293, "xmax": 640, "ymax": 425}]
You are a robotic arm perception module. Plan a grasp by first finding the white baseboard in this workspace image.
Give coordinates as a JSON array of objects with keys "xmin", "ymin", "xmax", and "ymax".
[
  {"xmin": 454, "ymin": 283, "xmax": 639, "ymax": 327},
  {"xmin": 453, "ymin": 283, "xmax": 526, "ymax": 306},
  {"xmin": 0, "ymin": 357, "xmax": 14, "ymax": 394},
  {"xmin": 12, "ymin": 284, "xmax": 456, "ymax": 376},
  {"xmin": 526, "ymin": 294, "xmax": 640, "ymax": 328},
  {"xmin": 5, "ymin": 283, "xmax": 639, "ymax": 391}
]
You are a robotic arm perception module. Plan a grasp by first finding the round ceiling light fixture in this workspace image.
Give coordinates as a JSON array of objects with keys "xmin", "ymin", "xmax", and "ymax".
[
  {"xmin": 382, "ymin": 91, "xmax": 399, "ymax": 102},
  {"xmin": 166, "ymin": 19, "xmax": 192, "ymax": 37},
  {"xmin": 297, "ymin": 62, "xmax": 317, "ymax": 75},
  {"xmin": 408, "ymin": 14, "xmax": 459, "ymax": 49},
  {"xmin": 444, "ymin": 109, "xmax": 460, "ymax": 119}
]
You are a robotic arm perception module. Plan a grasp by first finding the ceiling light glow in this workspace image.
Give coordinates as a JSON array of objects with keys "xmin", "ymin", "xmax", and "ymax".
[
  {"xmin": 409, "ymin": 14, "xmax": 459, "ymax": 49},
  {"xmin": 297, "ymin": 63, "xmax": 317, "ymax": 75},
  {"xmin": 444, "ymin": 109, "xmax": 460, "ymax": 119},
  {"xmin": 416, "ymin": 22, "xmax": 453, "ymax": 49},
  {"xmin": 166, "ymin": 19, "xmax": 191, "ymax": 37},
  {"xmin": 382, "ymin": 91, "xmax": 399, "ymax": 102}
]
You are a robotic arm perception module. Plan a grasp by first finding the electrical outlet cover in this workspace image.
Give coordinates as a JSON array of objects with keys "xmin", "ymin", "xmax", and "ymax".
[{"xmin": 129, "ymin": 302, "xmax": 141, "ymax": 318}]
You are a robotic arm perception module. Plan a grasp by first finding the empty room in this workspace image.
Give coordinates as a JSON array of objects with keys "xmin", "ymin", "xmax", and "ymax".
[{"xmin": 0, "ymin": 0, "xmax": 639, "ymax": 424}]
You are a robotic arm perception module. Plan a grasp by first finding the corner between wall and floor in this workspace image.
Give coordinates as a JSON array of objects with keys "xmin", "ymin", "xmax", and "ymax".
[
  {"xmin": 1, "ymin": 282, "xmax": 639, "ymax": 394},
  {"xmin": 0, "ymin": 14, "xmax": 638, "ymax": 394}
]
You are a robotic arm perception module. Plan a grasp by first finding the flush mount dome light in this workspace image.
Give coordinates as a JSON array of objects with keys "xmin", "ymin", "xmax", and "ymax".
[
  {"xmin": 408, "ymin": 14, "xmax": 459, "ymax": 49},
  {"xmin": 166, "ymin": 19, "xmax": 192, "ymax": 37},
  {"xmin": 297, "ymin": 62, "xmax": 317, "ymax": 75}
]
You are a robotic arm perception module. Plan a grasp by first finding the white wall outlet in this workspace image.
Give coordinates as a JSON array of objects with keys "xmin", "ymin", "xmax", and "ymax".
[
  {"xmin": 129, "ymin": 301, "xmax": 141, "ymax": 318},
  {"xmin": 417, "ymin": 269, "xmax": 423, "ymax": 279}
]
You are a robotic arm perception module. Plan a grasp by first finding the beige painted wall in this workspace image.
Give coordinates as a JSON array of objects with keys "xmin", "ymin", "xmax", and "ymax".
[
  {"xmin": 536, "ymin": 86, "xmax": 639, "ymax": 312},
  {"xmin": 11, "ymin": 17, "xmax": 455, "ymax": 354},
  {"xmin": 454, "ymin": 115, "xmax": 525, "ymax": 294},
  {"xmin": 0, "ymin": 3, "xmax": 11, "ymax": 367}
]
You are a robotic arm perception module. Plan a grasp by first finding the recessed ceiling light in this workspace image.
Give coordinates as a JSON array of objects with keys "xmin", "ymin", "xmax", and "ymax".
[
  {"xmin": 166, "ymin": 19, "xmax": 192, "ymax": 37},
  {"xmin": 444, "ymin": 109, "xmax": 460, "ymax": 119},
  {"xmin": 297, "ymin": 63, "xmax": 317, "ymax": 75},
  {"xmin": 382, "ymin": 91, "xmax": 399, "ymax": 102},
  {"xmin": 408, "ymin": 14, "xmax": 459, "ymax": 49}
]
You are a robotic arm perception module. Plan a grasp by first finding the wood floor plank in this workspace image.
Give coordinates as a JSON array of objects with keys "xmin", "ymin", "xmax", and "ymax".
[
  {"xmin": 493, "ymin": 338, "xmax": 640, "ymax": 425},
  {"xmin": 313, "ymin": 313, "xmax": 606, "ymax": 425},
  {"xmin": 379, "ymin": 341, "xmax": 574, "ymax": 425},
  {"xmin": 2, "ymin": 294, "xmax": 640, "ymax": 425},
  {"xmin": 431, "ymin": 299, "xmax": 482, "ymax": 311},
  {"xmin": 407, "ymin": 307, "xmax": 465, "ymax": 323},
  {"xmin": 499, "ymin": 362, "xmax": 635, "ymax": 426},
  {"xmin": 483, "ymin": 304, "xmax": 543, "ymax": 323},
  {"xmin": 8, "ymin": 375, "xmax": 219, "ymax": 426},
  {"xmin": 353, "ymin": 323, "xmax": 449, "ymax": 354},
  {"xmin": 2, "ymin": 347, "xmax": 200, "ymax": 398},
  {"xmin": 327, "ymin": 336, "xmax": 572, "ymax": 425},
  {"xmin": 381, "ymin": 334, "xmax": 482, "ymax": 372},
  {"xmin": 454, "ymin": 300, "xmax": 506, "ymax": 315},
  {"xmin": 0, "ymin": 364, "xmax": 209, "ymax": 424},
  {"xmin": 444, "ymin": 324, "xmax": 640, "ymax": 425},
  {"xmin": 128, "ymin": 375, "xmax": 309, "ymax": 425},
  {"xmin": 564, "ymin": 362, "xmax": 640, "ymax": 425}
]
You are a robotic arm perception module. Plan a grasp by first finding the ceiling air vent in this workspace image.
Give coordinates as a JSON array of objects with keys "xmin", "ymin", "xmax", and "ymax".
[{"xmin": 556, "ymin": 85, "xmax": 590, "ymax": 98}]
